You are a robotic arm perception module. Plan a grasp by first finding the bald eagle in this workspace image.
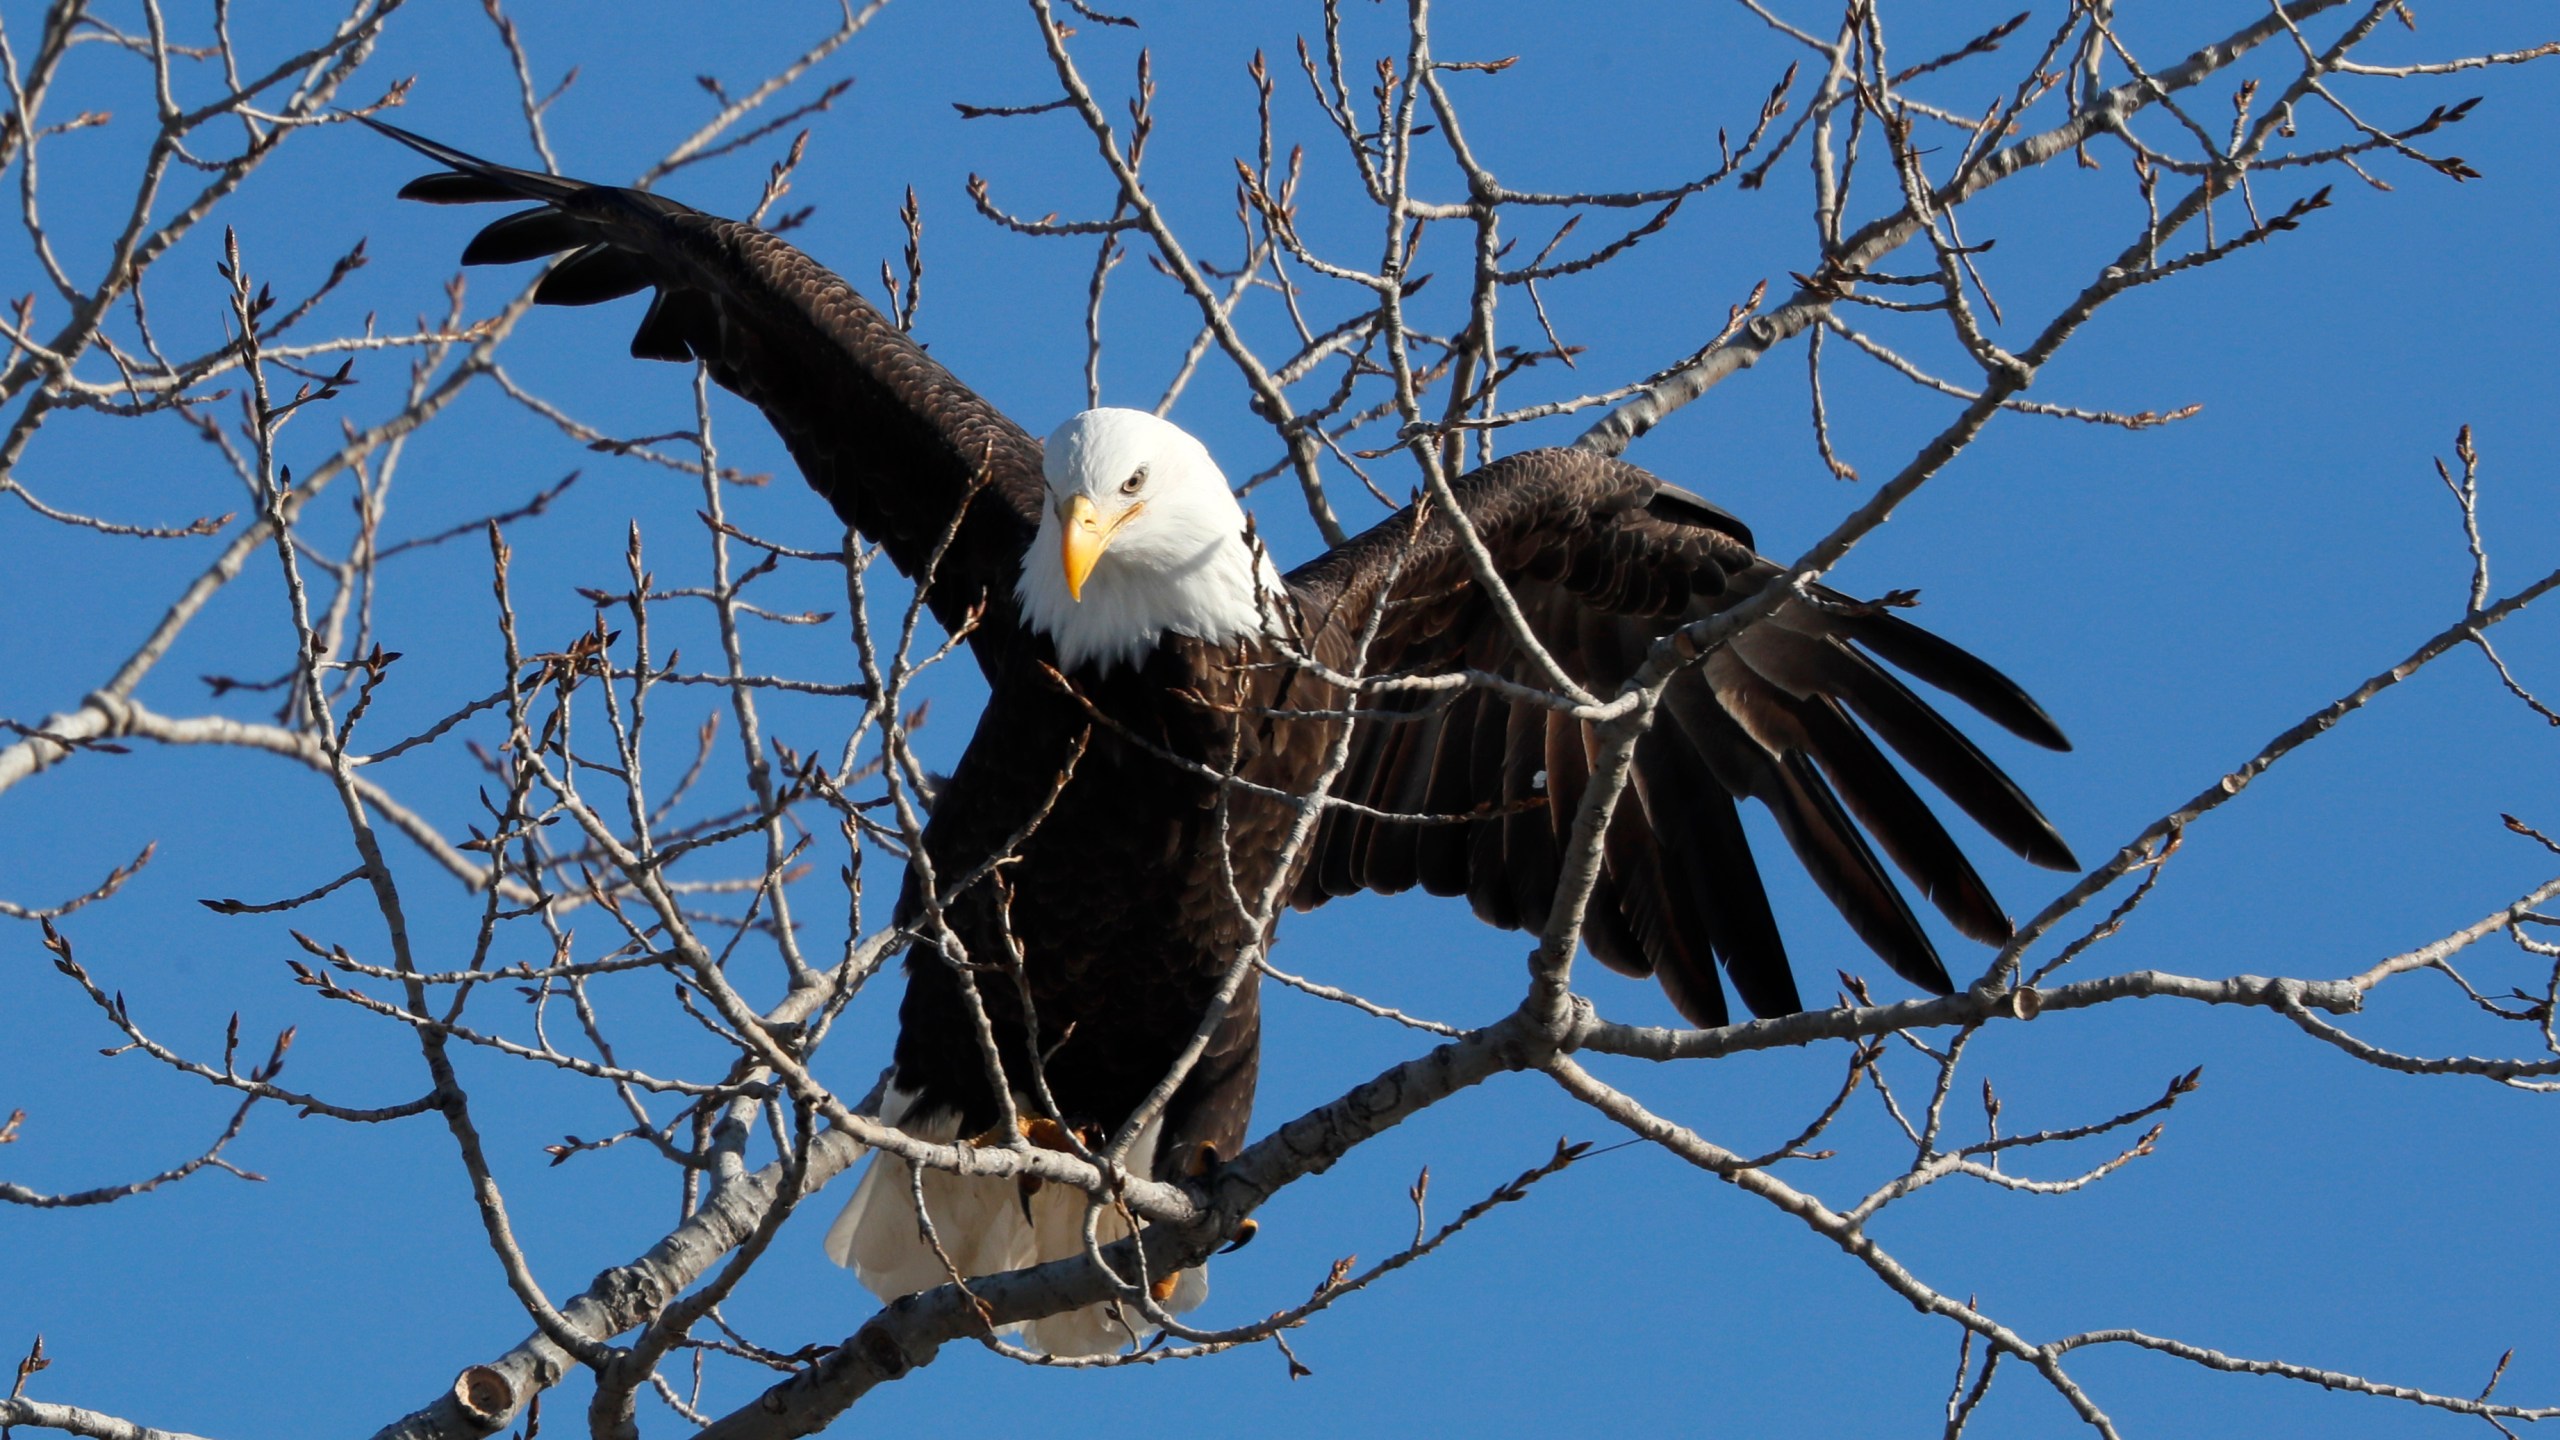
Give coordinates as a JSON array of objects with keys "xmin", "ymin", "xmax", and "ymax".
[{"xmin": 373, "ymin": 120, "xmax": 2074, "ymax": 1354}]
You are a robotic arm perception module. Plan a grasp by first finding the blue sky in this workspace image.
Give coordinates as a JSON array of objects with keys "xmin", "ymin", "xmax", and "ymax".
[{"xmin": 6, "ymin": 2, "xmax": 2560, "ymax": 1435}]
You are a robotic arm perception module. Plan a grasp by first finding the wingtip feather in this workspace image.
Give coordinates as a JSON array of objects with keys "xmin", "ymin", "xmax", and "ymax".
[{"xmin": 1853, "ymin": 611, "xmax": 2071, "ymax": 751}]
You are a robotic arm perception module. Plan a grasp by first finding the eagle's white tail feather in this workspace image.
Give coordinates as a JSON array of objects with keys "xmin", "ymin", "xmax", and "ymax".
[
  {"xmin": 824, "ymin": 1086, "xmax": 1209, "ymax": 1356},
  {"xmin": 824, "ymin": 1096, "xmax": 1036, "ymax": 1299}
]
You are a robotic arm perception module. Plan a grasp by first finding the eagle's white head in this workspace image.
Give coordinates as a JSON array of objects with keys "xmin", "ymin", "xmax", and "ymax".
[{"xmin": 1016, "ymin": 408, "xmax": 1285, "ymax": 675}]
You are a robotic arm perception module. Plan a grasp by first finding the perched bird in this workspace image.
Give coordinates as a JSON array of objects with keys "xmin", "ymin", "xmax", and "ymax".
[{"xmin": 373, "ymin": 119, "xmax": 2074, "ymax": 1354}]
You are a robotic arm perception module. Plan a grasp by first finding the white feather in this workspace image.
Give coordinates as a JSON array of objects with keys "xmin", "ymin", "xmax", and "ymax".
[
  {"xmin": 824, "ymin": 1086, "xmax": 1033, "ymax": 1301},
  {"xmin": 1014, "ymin": 408, "xmax": 1286, "ymax": 675},
  {"xmin": 825, "ymin": 1083, "xmax": 1211, "ymax": 1356}
]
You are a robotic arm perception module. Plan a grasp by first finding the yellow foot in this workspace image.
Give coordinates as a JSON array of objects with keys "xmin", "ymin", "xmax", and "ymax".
[
  {"xmin": 1150, "ymin": 1269, "xmax": 1185, "ymax": 1303},
  {"xmin": 1183, "ymin": 1140, "xmax": 1223, "ymax": 1178},
  {"xmin": 1219, "ymin": 1217, "xmax": 1260, "ymax": 1254},
  {"xmin": 968, "ymin": 1115, "xmax": 1094, "ymax": 1152},
  {"xmin": 1024, "ymin": 1116, "xmax": 1083, "ymax": 1152}
]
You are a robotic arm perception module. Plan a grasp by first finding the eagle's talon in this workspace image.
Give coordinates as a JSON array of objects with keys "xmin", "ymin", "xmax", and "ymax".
[
  {"xmin": 1023, "ymin": 1116, "xmax": 1080, "ymax": 1152},
  {"xmin": 1219, "ymin": 1217, "xmax": 1259, "ymax": 1254},
  {"xmin": 1149, "ymin": 1269, "xmax": 1184, "ymax": 1303},
  {"xmin": 968, "ymin": 1115, "xmax": 1086, "ymax": 1152},
  {"xmin": 1183, "ymin": 1140, "xmax": 1223, "ymax": 1178}
]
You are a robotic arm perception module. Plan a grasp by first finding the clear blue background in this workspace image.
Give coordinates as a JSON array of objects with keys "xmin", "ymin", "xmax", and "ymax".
[{"xmin": 6, "ymin": 2, "xmax": 2560, "ymax": 1435}]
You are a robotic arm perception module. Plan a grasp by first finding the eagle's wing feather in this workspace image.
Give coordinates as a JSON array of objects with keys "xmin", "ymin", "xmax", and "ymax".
[
  {"xmin": 1285, "ymin": 447, "xmax": 2074, "ymax": 1027},
  {"xmin": 373, "ymin": 119, "xmax": 1045, "ymax": 673}
]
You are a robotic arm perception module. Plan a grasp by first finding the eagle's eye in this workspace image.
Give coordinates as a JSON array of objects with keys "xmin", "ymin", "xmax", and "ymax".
[{"xmin": 1120, "ymin": 465, "xmax": 1148, "ymax": 497}]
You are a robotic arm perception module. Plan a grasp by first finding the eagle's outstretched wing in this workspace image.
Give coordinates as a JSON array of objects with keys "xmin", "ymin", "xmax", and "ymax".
[
  {"xmin": 1286, "ymin": 448, "xmax": 2075, "ymax": 1027},
  {"xmin": 371, "ymin": 118, "xmax": 1045, "ymax": 673}
]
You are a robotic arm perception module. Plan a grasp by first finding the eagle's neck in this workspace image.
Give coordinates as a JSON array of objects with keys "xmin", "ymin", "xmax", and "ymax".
[{"xmin": 1016, "ymin": 526, "xmax": 1282, "ymax": 677}]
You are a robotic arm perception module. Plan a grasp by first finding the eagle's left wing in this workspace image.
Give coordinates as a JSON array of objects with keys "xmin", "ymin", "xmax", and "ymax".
[{"xmin": 1283, "ymin": 448, "xmax": 2074, "ymax": 1027}]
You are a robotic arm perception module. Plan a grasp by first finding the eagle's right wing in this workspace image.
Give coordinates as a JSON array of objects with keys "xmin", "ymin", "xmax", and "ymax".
[{"xmin": 372, "ymin": 119, "xmax": 1046, "ymax": 674}]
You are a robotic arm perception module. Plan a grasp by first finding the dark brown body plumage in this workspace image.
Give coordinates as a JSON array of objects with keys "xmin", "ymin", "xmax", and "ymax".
[
  {"xmin": 378, "ymin": 121, "xmax": 2076, "ymax": 1194},
  {"xmin": 892, "ymin": 634, "xmax": 1286, "ymax": 1168}
]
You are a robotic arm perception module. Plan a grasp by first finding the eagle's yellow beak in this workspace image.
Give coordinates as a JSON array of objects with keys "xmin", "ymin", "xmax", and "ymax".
[{"xmin": 1059, "ymin": 494, "xmax": 1140, "ymax": 602}]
